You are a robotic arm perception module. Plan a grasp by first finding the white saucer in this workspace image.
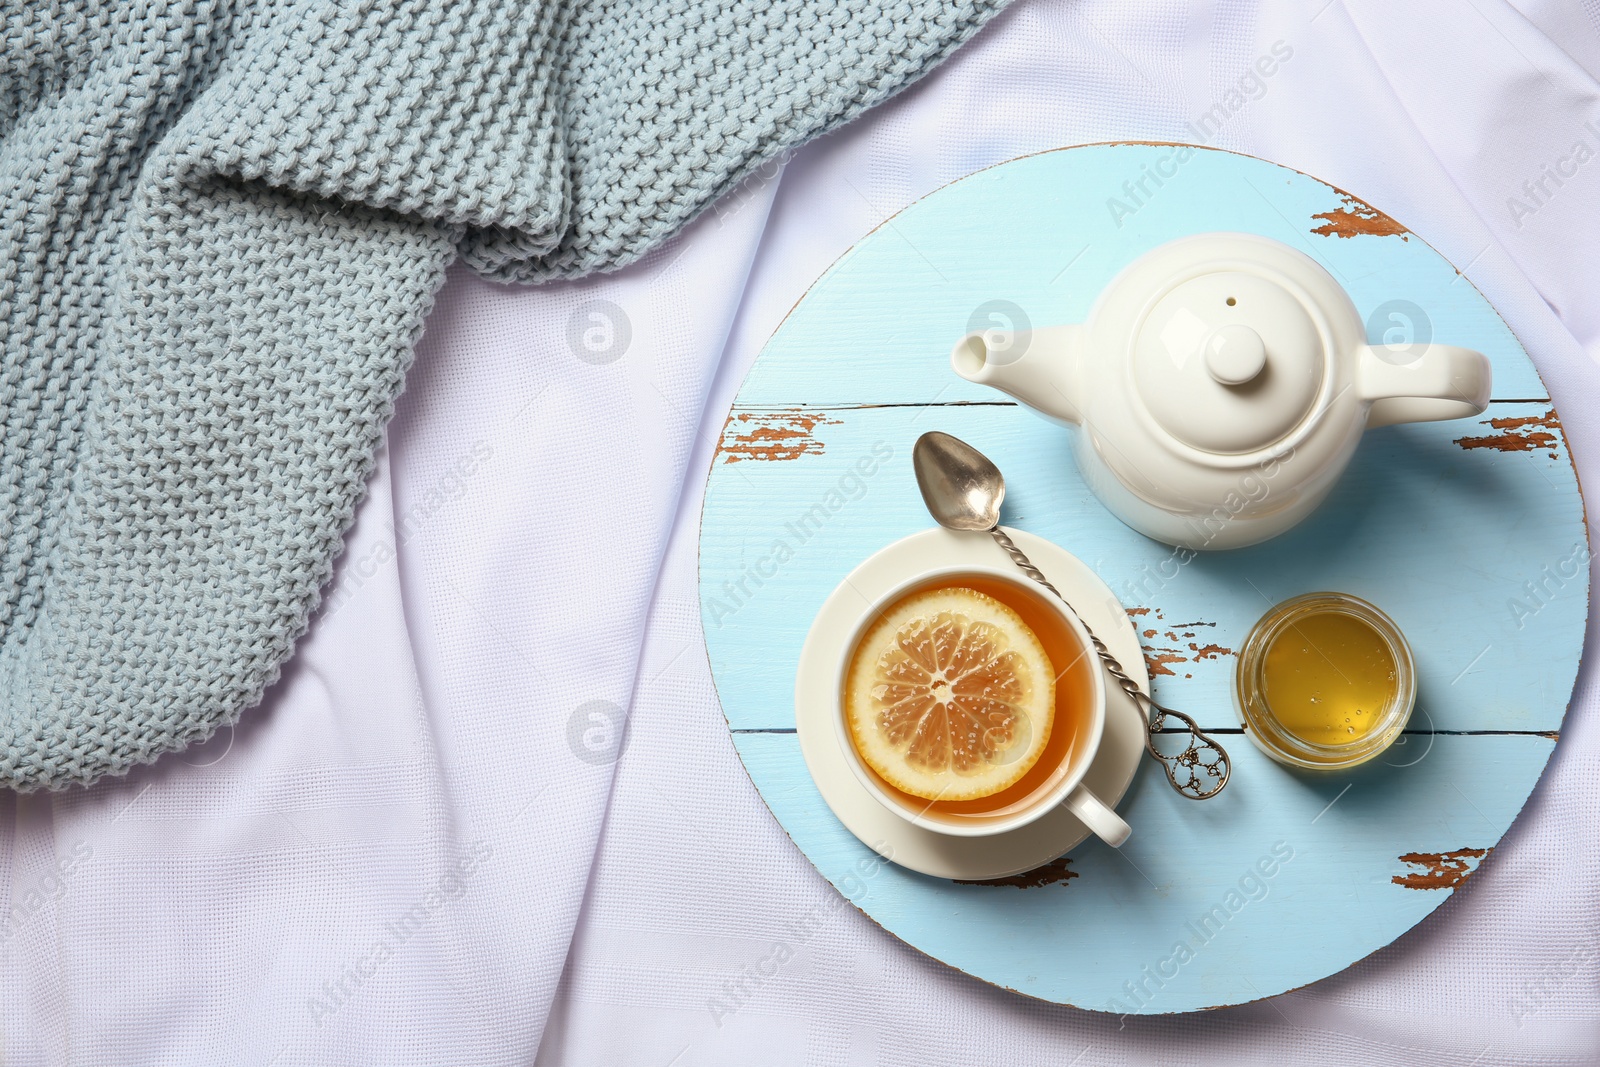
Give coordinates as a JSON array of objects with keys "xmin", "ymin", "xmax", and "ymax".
[{"xmin": 795, "ymin": 527, "xmax": 1149, "ymax": 879}]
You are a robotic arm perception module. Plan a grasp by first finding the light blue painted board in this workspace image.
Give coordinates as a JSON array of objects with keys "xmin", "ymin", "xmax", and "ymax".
[
  {"xmin": 703, "ymin": 402, "xmax": 1585, "ymax": 733},
  {"xmin": 734, "ymin": 731, "xmax": 1556, "ymax": 1011},
  {"xmin": 699, "ymin": 145, "xmax": 1587, "ymax": 1012},
  {"xmin": 734, "ymin": 145, "xmax": 1545, "ymax": 408}
]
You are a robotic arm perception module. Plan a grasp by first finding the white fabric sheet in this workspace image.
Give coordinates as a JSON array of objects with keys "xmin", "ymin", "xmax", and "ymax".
[{"xmin": 4, "ymin": 1, "xmax": 1600, "ymax": 1063}]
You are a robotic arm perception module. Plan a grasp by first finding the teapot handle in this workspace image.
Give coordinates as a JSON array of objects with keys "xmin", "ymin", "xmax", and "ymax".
[{"xmin": 1358, "ymin": 343, "xmax": 1492, "ymax": 428}]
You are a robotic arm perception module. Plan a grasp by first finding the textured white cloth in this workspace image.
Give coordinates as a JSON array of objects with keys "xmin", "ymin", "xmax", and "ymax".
[{"xmin": 4, "ymin": 0, "xmax": 1600, "ymax": 1063}]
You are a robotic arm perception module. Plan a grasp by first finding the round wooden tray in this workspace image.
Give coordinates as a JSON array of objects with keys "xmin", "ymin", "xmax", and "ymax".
[{"xmin": 697, "ymin": 144, "xmax": 1588, "ymax": 1013}]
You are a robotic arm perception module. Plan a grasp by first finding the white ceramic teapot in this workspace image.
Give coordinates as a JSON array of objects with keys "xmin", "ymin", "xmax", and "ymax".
[{"xmin": 951, "ymin": 233, "xmax": 1492, "ymax": 550}]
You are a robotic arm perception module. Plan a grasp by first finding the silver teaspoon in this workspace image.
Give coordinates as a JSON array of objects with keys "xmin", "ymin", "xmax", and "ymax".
[{"xmin": 912, "ymin": 431, "xmax": 1230, "ymax": 800}]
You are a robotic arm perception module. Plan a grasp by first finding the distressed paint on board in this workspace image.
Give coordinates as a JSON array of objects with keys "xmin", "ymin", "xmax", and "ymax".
[
  {"xmin": 717, "ymin": 410, "xmax": 840, "ymax": 463},
  {"xmin": 699, "ymin": 145, "xmax": 1587, "ymax": 1012},
  {"xmin": 1310, "ymin": 192, "xmax": 1411, "ymax": 239},
  {"xmin": 1455, "ymin": 410, "xmax": 1562, "ymax": 459},
  {"xmin": 1133, "ymin": 608, "xmax": 1228, "ymax": 679},
  {"xmin": 1393, "ymin": 847, "xmax": 1493, "ymax": 890},
  {"xmin": 957, "ymin": 857, "xmax": 1079, "ymax": 889}
]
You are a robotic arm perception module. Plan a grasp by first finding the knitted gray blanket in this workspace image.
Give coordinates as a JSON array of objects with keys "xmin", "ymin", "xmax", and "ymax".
[{"xmin": 1, "ymin": 0, "xmax": 1004, "ymax": 789}]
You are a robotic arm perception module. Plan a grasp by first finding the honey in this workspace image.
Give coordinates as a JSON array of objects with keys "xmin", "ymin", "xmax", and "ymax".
[
  {"xmin": 1235, "ymin": 593, "xmax": 1415, "ymax": 770},
  {"xmin": 1262, "ymin": 612, "xmax": 1398, "ymax": 746}
]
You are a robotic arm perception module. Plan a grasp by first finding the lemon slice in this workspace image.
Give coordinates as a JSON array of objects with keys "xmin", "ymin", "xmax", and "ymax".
[{"xmin": 845, "ymin": 587, "xmax": 1055, "ymax": 801}]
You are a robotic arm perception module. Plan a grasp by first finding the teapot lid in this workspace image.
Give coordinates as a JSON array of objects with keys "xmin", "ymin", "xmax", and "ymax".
[{"xmin": 1131, "ymin": 269, "xmax": 1324, "ymax": 454}]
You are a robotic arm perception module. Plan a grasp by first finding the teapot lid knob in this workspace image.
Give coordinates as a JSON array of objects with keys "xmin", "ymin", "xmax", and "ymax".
[
  {"xmin": 1131, "ymin": 270, "xmax": 1324, "ymax": 454},
  {"xmin": 1203, "ymin": 324, "xmax": 1267, "ymax": 386}
]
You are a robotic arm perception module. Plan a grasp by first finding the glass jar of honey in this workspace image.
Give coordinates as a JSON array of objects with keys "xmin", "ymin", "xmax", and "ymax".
[{"xmin": 1235, "ymin": 592, "xmax": 1416, "ymax": 770}]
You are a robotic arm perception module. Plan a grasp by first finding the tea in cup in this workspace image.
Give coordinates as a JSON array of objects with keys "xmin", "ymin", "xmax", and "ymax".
[{"xmin": 834, "ymin": 565, "xmax": 1130, "ymax": 845}]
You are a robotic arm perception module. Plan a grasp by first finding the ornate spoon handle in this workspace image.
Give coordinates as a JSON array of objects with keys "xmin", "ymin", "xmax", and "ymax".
[{"xmin": 989, "ymin": 527, "xmax": 1231, "ymax": 800}]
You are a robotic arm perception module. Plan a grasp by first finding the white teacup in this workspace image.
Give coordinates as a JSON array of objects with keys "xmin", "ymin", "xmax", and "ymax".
[{"xmin": 833, "ymin": 564, "xmax": 1131, "ymax": 846}]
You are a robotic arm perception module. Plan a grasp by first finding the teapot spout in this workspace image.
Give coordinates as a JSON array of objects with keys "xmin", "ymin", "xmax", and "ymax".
[{"xmin": 950, "ymin": 324, "xmax": 1085, "ymax": 425}]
